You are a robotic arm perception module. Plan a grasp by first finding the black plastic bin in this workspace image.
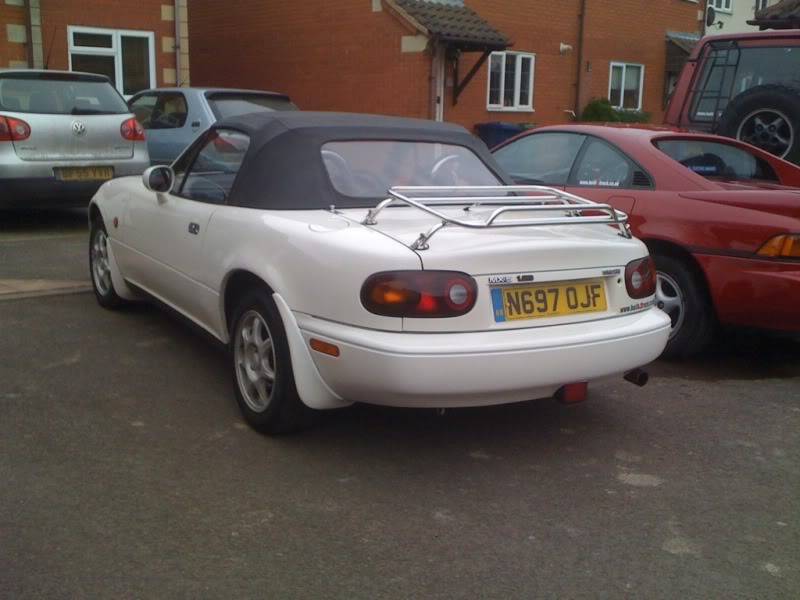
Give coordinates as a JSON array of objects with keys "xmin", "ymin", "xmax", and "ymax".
[{"xmin": 474, "ymin": 122, "xmax": 527, "ymax": 149}]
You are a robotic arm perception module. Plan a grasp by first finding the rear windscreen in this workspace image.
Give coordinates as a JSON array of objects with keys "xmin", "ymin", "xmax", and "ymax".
[
  {"xmin": 656, "ymin": 139, "xmax": 778, "ymax": 182},
  {"xmin": 0, "ymin": 74, "xmax": 129, "ymax": 115},
  {"xmin": 206, "ymin": 93, "xmax": 298, "ymax": 119},
  {"xmin": 321, "ymin": 141, "xmax": 502, "ymax": 197}
]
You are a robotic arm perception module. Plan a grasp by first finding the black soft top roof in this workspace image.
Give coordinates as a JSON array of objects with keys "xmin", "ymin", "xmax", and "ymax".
[{"xmin": 212, "ymin": 111, "xmax": 509, "ymax": 209}]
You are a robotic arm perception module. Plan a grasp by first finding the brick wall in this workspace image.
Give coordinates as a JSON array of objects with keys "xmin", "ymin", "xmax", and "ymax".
[
  {"xmin": 1, "ymin": 1, "xmax": 29, "ymax": 68},
  {"xmin": 37, "ymin": 0, "xmax": 178, "ymax": 86},
  {"xmin": 189, "ymin": 0, "xmax": 431, "ymax": 118},
  {"xmin": 189, "ymin": 0, "xmax": 702, "ymax": 129}
]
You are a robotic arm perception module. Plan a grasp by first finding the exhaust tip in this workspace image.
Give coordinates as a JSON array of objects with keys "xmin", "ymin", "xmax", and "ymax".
[{"xmin": 624, "ymin": 368, "xmax": 649, "ymax": 387}]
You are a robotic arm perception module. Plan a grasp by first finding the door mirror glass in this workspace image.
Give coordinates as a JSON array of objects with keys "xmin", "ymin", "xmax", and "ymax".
[{"xmin": 143, "ymin": 165, "xmax": 174, "ymax": 193}]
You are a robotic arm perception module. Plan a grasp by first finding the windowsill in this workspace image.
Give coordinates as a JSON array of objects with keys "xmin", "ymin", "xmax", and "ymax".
[{"xmin": 487, "ymin": 107, "xmax": 535, "ymax": 113}]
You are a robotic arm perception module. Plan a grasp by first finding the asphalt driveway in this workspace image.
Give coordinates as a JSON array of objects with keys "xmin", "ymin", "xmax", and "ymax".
[{"xmin": 0, "ymin": 211, "xmax": 798, "ymax": 598}]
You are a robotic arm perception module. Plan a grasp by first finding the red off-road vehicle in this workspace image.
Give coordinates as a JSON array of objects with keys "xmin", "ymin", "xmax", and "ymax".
[{"xmin": 665, "ymin": 30, "xmax": 800, "ymax": 165}]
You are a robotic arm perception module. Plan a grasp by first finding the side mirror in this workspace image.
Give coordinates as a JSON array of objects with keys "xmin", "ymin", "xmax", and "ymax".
[{"xmin": 142, "ymin": 165, "xmax": 174, "ymax": 194}]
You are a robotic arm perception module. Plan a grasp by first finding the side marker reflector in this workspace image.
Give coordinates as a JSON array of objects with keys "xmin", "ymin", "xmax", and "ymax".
[{"xmin": 310, "ymin": 338, "xmax": 340, "ymax": 357}]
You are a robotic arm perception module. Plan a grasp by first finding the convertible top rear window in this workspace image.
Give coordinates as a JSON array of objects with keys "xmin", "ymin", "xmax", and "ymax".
[
  {"xmin": 321, "ymin": 141, "xmax": 501, "ymax": 197},
  {"xmin": 655, "ymin": 139, "xmax": 778, "ymax": 182}
]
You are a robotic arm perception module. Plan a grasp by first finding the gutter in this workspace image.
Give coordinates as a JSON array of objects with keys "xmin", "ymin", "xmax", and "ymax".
[
  {"xmin": 574, "ymin": 0, "xmax": 587, "ymax": 117},
  {"xmin": 174, "ymin": 0, "xmax": 181, "ymax": 85}
]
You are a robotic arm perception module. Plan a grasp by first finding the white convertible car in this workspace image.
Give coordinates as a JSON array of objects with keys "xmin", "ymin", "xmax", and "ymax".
[{"xmin": 88, "ymin": 112, "xmax": 670, "ymax": 433}]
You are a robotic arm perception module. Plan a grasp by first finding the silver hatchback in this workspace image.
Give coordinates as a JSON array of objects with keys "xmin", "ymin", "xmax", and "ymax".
[{"xmin": 0, "ymin": 69, "xmax": 149, "ymax": 209}]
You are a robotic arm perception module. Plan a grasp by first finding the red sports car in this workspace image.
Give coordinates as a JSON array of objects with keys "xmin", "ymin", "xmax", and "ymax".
[{"xmin": 492, "ymin": 124, "xmax": 800, "ymax": 357}]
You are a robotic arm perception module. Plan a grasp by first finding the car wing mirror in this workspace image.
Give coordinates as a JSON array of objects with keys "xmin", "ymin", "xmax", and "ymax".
[{"xmin": 142, "ymin": 165, "xmax": 175, "ymax": 197}]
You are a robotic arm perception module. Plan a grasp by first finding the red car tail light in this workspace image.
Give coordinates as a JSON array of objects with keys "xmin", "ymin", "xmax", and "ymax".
[
  {"xmin": 756, "ymin": 234, "xmax": 800, "ymax": 259},
  {"xmin": 361, "ymin": 270, "xmax": 478, "ymax": 318},
  {"xmin": 120, "ymin": 117, "xmax": 145, "ymax": 141},
  {"xmin": 625, "ymin": 256, "xmax": 656, "ymax": 299},
  {"xmin": 0, "ymin": 115, "xmax": 31, "ymax": 142}
]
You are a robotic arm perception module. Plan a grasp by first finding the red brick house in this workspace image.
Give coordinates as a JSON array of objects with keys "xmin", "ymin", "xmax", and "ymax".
[
  {"xmin": 1, "ymin": 0, "xmax": 190, "ymax": 98},
  {"xmin": 188, "ymin": 0, "xmax": 704, "ymax": 129}
]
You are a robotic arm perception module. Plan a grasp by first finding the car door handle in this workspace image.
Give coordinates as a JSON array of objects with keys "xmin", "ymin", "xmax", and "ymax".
[
  {"xmin": 188, "ymin": 222, "xmax": 200, "ymax": 235},
  {"xmin": 191, "ymin": 121, "xmax": 201, "ymax": 128}
]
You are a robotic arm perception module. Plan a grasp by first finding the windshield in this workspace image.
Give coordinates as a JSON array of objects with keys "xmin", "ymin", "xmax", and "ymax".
[
  {"xmin": 0, "ymin": 73, "xmax": 129, "ymax": 115},
  {"xmin": 656, "ymin": 139, "xmax": 779, "ymax": 182},
  {"xmin": 321, "ymin": 141, "xmax": 502, "ymax": 197},
  {"xmin": 206, "ymin": 93, "xmax": 298, "ymax": 119}
]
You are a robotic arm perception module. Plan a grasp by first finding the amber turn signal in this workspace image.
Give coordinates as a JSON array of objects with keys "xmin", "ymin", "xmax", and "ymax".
[
  {"xmin": 756, "ymin": 234, "xmax": 800, "ymax": 259},
  {"xmin": 310, "ymin": 338, "xmax": 340, "ymax": 357}
]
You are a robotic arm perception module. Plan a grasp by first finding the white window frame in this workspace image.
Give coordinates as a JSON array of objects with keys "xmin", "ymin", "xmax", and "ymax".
[
  {"xmin": 486, "ymin": 51, "xmax": 535, "ymax": 112},
  {"xmin": 710, "ymin": 0, "xmax": 732, "ymax": 13},
  {"xmin": 67, "ymin": 25, "xmax": 156, "ymax": 99},
  {"xmin": 608, "ymin": 62, "xmax": 645, "ymax": 111}
]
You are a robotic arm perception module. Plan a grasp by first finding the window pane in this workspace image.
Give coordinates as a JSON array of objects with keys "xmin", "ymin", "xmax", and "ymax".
[
  {"xmin": 503, "ymin": 54, "xmax": 517, "ymax": 107},
  {"xmin": 130, "ymin": 94, "xmax": 157, "ymax": 126},
  {"xmin": 73, "ymin": 32, "xmax": 112, "ymax": 48},
  {"xmin": 623, "ymin": 65, "xmax": 642, "ymax": 109},
  {"xmin": 0, "ymin": 72, "xmax": 128, "ymax": 114},
  {"xmin": 519, "ymin": 56, "xmax": 532, "ymax": 107},
  {"xmin": 181, "ymin": 130, "xmax": 250, "ymax": 204},
  {"xmin": 206, "ymin": 93, "xmax": 298, "ymax": 119},
  {"xmin": 146, "ymin": 93, "xmax": 187, "ymax": 129},
  {"xmin": 71, "ymin": 54, "xmax": 116, "ymax": 86},
  {"xmin": 121, "ymin": 36, "xmax": 150, "ymax": 95},
  {"xmin": 656, "ymin": 139, "xmax": 778, "ymax": 181},
  {"xmin": 321, "ymin": 141, "xmax": 501, "ymax": 197},
  {"xmin": 609, "ymin": 65, "xmax": 623, "ymax": 107},
  {"xmin": 494, "ymin": 133, "xmax": 586, "ymax": 185},
  {"xmin": 488, "ymin": 54, "xmax": 503, "ymax": 106},
  {"xmin": 572, "ymin": 139, "xmax": 633, "ymax": 187}
]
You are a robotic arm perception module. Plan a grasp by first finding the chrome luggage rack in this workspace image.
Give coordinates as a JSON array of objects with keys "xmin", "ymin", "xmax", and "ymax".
[{"xmin": 361, "ymin": 185, "xmax": 631, "ymax": 251}]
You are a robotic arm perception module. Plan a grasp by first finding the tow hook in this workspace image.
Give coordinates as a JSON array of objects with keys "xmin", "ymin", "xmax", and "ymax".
[{"xmin": 624, "ymin": 368, "xmax": 649, "ymax": 387}]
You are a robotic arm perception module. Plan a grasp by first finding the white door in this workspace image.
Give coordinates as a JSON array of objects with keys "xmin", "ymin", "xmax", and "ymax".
[{"xmin": 122, "ymin": 129, "xmax": 251, "ymax": 326}]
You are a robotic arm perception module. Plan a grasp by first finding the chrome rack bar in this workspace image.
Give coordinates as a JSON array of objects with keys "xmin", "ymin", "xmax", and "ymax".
[{"xmin": 361, "ymin": 185, "xmax": 631, "ymax": 250}]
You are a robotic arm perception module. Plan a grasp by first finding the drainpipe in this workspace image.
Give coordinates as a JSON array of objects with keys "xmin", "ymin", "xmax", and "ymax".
[
  {"xmin": 174, "ymin": 0, "xmax": 181, "ymax": 85},
  {"xmin": 574, "ymin": 0, "xmax": 588, "ymax": 118}
]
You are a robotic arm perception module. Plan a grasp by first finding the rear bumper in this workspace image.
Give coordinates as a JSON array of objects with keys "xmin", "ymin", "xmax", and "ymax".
[
  {"xmin": 0, "ymin": 147, "xmax": 149, "ymax": 208},
  {"xmin": 295, "ymin": 308, "xmax": 670, "ymax": 408},
  {"xmin": 696, "ymin": 253, "xmax": 800, "ymax": 333}
]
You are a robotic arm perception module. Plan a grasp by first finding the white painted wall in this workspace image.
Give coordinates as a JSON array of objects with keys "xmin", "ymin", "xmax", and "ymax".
[{"xmin": 705, "ymin": 0, "xmax": 782, "ymax": 34}]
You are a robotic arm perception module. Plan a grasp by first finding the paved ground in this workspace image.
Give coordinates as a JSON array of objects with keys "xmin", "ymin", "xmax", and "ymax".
[{"xmin": 1, "ymin": 212, "xmax": 798, "ymax": 598}]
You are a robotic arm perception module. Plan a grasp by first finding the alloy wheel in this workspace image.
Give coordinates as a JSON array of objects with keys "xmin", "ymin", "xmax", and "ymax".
[
  {"xmin": 234, "ymin": 310, "xmax": 276, "ymax": 413},
  {"xmin": 91, "ymin": 228, "xmax": 113, "ymax": 297},
  {"xmin": 655, "ymin": 272, "xmax": 685, "ymax": 340},
  {"xmin": 736, "ymin": 109, "xmax": 795, "ymax": 158}
]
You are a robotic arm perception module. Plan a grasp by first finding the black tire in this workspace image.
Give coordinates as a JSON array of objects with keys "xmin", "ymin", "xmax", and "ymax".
[
  {"xmin": 229, "ymin": 289, "xmax": 316, "ymax": 434},
  {"xmin": 89, "ymin": 217, "xmax": 125, "ymax": 309},
  {"xmin": 653, "ymin": 254, "xmax": 714, "ymax": 359},
  {"xmin": 717, "ymin": 85, "xmax": 800, "ymax": 163}
]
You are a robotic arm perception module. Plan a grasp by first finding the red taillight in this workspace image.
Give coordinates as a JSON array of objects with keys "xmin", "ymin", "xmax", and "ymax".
[
  {"xmin": 625, "ymin": 256, "xmax": 656, "ymax": 299},
  {"xmin": 0, "ymin": 115, "xmax": 31, "ymax": 142},
  {"xmin": 361, "ymin": 271, "xmax": 478, "ymax": 318},
  {"xmin": 120, "ymin": 117, "xmax": 145, "ymax": 141}
]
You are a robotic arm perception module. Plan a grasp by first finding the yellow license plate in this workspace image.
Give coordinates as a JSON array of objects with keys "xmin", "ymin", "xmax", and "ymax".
[
  {"xmin": 56, "ymin": 167, "xmax": 114, "ymax": 181},
  {"xmin": 492, "ymin": 279, "xmax": 607, "ymax": 322}
]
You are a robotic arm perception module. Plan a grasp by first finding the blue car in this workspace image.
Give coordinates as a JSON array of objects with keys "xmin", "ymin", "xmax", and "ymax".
[{"xmin": 128, "ymin": 87, "xmax": 297, "ymax": 165}]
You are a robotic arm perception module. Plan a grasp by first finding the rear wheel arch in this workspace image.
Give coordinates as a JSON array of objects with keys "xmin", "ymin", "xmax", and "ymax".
[
  {"xmin": 643, "ymin": 239, "xmax": 710, "ymax": 294},
  {"xmin": 222, "ymin": 270, "xmax": 276, "ymax": 337}
]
